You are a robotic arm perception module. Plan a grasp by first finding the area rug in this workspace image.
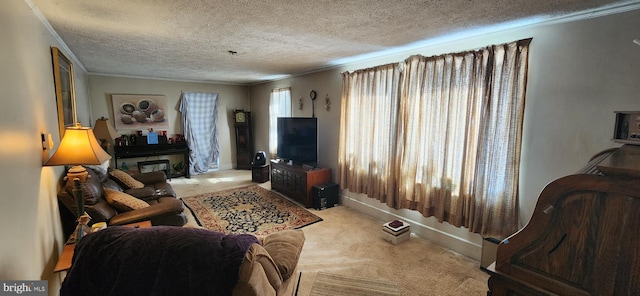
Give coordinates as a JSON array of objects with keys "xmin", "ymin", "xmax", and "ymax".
[
  {"xmin": 181, "ymin": 185, "xmax": 322, "ymax": 238},
  {"xmin": 309, "ymin": 272, "xmax": 401, "ymax": 296}
]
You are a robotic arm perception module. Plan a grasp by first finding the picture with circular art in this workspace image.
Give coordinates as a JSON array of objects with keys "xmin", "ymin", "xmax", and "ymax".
[{"xmin": 111, "ymin": 94, "xmax": 169, "ymax": 130}]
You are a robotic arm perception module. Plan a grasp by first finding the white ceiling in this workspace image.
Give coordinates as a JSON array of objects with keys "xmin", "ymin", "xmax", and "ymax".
[{"xmin": 30, "ymin": 0, "xmax": 639, "ymax": 85}]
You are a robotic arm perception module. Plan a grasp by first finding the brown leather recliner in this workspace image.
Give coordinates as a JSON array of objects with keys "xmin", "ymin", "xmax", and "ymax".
[{"xmin": 57, "ymin": 166, "xmax": 187, "ymax": 228}]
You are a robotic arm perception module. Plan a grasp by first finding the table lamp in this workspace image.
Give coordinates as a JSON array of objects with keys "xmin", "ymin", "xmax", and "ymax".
[
  {"xmin": 45, "ymin": 122, "xmax": 112, "ymax": 239},
  {"xmin": 92, "ymin": 117, "xmax": 119, "ymax": 152}
]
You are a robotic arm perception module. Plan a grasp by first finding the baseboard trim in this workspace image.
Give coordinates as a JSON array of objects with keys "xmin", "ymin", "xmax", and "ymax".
[{"xmin": 341, "ymin": 194, "xmax": 482, "ymax": 260}]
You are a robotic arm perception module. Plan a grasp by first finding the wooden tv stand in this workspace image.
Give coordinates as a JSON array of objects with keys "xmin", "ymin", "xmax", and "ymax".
[{"xmin": 270, "ymin": 161, "xmax": 331, "ymax": 208}]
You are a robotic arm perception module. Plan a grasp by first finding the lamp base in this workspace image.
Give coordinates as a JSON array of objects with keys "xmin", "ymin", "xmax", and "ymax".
[{"xmin": 66, "ymin": 165, "xmax": 90, "ymax": 183}]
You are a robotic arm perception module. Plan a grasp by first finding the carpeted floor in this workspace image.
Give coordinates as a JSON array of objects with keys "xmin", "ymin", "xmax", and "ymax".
[
  {"xmin": 310, "ymin": 272, "xmax": 401, "ymax": 296},
  {"xmin": 169, "ymin": 169, "xmax": 489, "ymax": 296}
]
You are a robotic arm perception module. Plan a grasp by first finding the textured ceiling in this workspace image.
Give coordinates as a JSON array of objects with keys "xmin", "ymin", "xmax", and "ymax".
[{"xmin": 30, "ymin": 0, "xmax": 637, "ymax": 85}]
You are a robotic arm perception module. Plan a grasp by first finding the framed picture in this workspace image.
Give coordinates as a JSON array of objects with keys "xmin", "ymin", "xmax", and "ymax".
[
  {"xmin": 51, "ymin": 47, "xmax": 76, "ymax": 138},
  {"xmin": 111, "ymin": 94, "xmax": 169, "ymax": 130}
]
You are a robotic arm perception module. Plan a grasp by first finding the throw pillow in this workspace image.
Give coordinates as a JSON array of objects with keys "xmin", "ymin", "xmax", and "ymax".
[
  {"xmin": 103, "ymin": 188, "xmax": 150, "ymax": 212},
  {"xmin": 262, "ymin": 229, "xmax": 305, "ymax": 281},
  {"xmin": 109, "ymin": 169, "xmax": 144, "ymax": 189}
]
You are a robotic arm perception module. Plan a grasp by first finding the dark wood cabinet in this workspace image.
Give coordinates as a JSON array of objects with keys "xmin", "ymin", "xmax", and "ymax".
[
  {"xmin": 233, "ymin": 110, "xmax": 252, "ymax": 170},
  {"xmin": 270, "ymin": 161, "xmax": 331, "ymax": 208}
]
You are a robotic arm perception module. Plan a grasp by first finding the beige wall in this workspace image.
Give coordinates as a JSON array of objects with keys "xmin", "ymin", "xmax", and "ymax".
[
  {"xmin": 87, "ymin": 75, "xmax": 249, "ymax": 170},
  {"xmin": 0, "ymin": 0, "xmax": 90, "ymax": 292},
  {"xmin": 251, "ymin": 8, "xmax": 640, "ymax": 259}
]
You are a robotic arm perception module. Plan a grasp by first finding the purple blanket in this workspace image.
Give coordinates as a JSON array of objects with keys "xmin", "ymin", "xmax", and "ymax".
[{"xmin": 60, "ymin": 226, "xmax": 260, "ymax": 296}]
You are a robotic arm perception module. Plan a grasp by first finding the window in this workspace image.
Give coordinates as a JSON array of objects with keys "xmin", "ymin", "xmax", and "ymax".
[
  {"xmin": 179, "ymin": 92, "xmax": 220, "ymax": 174},
  {"xmin": 339, "ymin": 39, "xmax": 530, "ymax": 238},
  {"xmin": 269, "ymin": 88, "xmax": 291, "ymax": 158}
]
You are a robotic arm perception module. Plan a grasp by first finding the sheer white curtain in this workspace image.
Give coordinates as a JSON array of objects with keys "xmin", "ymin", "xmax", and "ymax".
[
  {"xmin": 269, "ymin": 88, "xmax": 291, "ymax": 158},
  {"xmin": 339, "ymin": 39, "xmax": 530, "ymax": 238},
  {"xmin": 180, "ymin": 92, "xmax": 220, "ymax": 175}
]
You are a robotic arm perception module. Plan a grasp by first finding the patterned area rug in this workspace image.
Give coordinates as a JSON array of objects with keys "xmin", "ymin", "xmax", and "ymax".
[
  {"xmin": 309, "ymin": 272, "xmax": 401, "ymax": 296},
  {"xmin": 181, "ymin": 185, "xmax": 322, "ymax": 238}
]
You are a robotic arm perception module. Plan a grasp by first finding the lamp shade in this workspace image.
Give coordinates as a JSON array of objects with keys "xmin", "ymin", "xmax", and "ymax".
[
  {"xmin": 93, "ymin": 117, "xmax": 119, "ymax": 141},
  {"xmin": 45, "ymin": 122, "xmax": 112, "ymax": 166}
]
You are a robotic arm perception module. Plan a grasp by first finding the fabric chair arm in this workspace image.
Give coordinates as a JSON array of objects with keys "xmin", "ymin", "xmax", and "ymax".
[
  {"xmin": 262, "ymin": 230, "xmax": 305, "ymax": 281},
  {"xmin": 109, "ymin": 197, "xmax": 184, "ymax": 226},
  {"xmin": 234, "ymin": 244, "xmax": 282, "ymax": 296}
]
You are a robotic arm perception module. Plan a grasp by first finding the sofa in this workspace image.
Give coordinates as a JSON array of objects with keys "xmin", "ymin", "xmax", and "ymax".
[
  {"xmin": 60, "ymin": 226, "xmax": 306, "ymax": 296},
  {"xmin": 57, "ymin": 165, "xmax": 187, "ymax": 229}
]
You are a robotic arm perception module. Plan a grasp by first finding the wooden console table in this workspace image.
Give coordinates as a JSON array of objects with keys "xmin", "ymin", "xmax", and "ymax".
[
  {"xmin": 114, "ymin": 142, "xmax": 190, "ymax": 178},
  {"xmin": 270, "ymin": 161, "xmax": 331, "ymax": 208}
]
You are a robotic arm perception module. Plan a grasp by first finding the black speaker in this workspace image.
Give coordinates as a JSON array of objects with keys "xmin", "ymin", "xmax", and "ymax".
[
  {"xmin": 252, "ymin": 151, "xmax": 267, "ymax": 166},
  {"xmin": 312, "ymin": 183, "xmax": 339, "ymax": 210}
]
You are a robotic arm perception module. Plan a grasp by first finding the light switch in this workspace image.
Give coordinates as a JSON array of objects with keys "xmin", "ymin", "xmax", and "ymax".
[{"xmin": 42, "ymin": 133, "xmax": 54, "ymax": 150}]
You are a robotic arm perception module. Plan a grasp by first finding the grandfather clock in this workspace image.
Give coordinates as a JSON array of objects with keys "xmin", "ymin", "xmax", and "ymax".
[{"xmin": 233, "ymin": 110, "xmax": 253, "ymax": 170}]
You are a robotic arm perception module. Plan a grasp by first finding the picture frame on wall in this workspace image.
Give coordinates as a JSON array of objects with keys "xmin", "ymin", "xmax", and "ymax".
[
  {"xmin": 51, "ymin": 47, "xmax": 76, "ymax": 139},
  {"xmin": 111, "ymin": 94, "xmax": 169, "ymax": 130}
]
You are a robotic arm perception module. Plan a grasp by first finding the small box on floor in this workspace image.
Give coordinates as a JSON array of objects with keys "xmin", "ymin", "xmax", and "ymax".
[
  {"xmin": 382, "ymin": 220, "xmax": 410, "ymax": 245},
  {"xmin": 382, "ymin": 230, "xmax": 410, "ymax": 245}
]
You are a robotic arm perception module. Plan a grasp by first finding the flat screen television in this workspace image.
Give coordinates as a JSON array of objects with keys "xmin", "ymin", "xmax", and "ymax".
[{"xmin": 277, "ymin": 117, "xmax": 317, "ymax": 166}]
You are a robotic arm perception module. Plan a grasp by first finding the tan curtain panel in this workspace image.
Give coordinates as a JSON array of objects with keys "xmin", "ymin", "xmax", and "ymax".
[
  {"xmin": 338, "ymin": 63, "xmax": 403, "ymax": 208},
  {"xmin": 472, "ymin": 40, "xmax": 530, "ymax": 237},
  {"xmin": 339, "ymin": 39, "xmax": 531, "ymax": 238},
  {"xmin": 397, "ymin": 50, "xmax": 488, "ymax": 228}
]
